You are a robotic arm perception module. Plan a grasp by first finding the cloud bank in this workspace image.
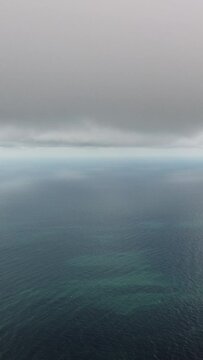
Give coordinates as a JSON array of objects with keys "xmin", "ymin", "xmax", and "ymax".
[{"xmin": 1, "ymin": 0, "xmax": 203, "ymax": 148}]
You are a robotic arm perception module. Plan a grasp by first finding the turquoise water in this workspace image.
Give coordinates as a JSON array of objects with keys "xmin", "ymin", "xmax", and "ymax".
[{"xmin": 0, "ymin": 159, "xmax": 203, "ymax": 359}]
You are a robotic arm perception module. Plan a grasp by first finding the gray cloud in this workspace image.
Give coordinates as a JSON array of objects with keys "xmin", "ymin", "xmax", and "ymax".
[{"xmin": 1, "ymin": 0, "xmax": 203, "ymax": 147}]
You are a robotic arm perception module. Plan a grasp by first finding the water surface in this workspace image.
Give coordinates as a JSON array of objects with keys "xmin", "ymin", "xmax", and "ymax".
[{"xmin": 1, "ymin": 158, "xmax": 203, "ymax": 359}]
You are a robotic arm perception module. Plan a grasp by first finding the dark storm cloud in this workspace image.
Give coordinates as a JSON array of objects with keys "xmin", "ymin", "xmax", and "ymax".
[{"xmin": 1, "ymin": 0, "xmax": 203, "ymax": 147}]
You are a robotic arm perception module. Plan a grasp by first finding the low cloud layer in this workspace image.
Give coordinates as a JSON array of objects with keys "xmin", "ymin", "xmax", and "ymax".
[
  {"xmin": 1, "ymin": 1, "xmax": 203, "ymax": 148},
  {"xmin": 1, "ymin": 122, "xmax": 203, "ymax": 149}
]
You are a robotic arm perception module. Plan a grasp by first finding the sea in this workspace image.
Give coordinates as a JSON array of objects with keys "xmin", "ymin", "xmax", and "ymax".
[{"xmin": 1, "ymin": 157, "xmax": 203, "ymax": 359}]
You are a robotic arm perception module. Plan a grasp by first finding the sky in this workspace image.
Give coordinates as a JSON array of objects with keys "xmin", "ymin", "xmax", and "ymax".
[{"xmin": 1, "ymin": 0, "xmax": 203, "ymax": 154}]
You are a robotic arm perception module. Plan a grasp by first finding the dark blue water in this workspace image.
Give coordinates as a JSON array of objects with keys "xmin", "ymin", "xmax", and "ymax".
[{"xmin": 1, "ymin": 158, "xmax": 203, "ymax": 359}]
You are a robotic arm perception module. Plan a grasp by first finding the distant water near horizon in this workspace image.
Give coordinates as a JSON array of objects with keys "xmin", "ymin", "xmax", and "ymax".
[{"xmin": 1, "ymin": 157, "xmax": 203, "ymax": 359}]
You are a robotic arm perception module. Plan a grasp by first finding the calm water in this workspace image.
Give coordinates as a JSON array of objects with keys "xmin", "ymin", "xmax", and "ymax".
[{"xmin": 1, "ymin": 158, "xmax": 203, "ymax": 359}]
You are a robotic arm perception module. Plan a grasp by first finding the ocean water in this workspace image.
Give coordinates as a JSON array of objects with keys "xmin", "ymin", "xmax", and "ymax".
[{"xmin": 1, "ymin": 157, "xmax": 203, "ymax": 359}]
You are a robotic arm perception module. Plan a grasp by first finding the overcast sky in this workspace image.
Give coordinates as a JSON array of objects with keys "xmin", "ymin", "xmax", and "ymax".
[{"xmin": 1, "ymin": 0, "xmax": 203, "ymax": 149}]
